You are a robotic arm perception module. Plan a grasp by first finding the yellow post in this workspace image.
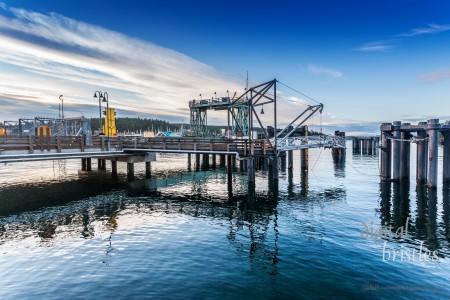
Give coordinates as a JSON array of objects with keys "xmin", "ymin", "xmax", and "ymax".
[{"xmin": 102, "ymin": 107, "xmax": 117, "ymax": 136}]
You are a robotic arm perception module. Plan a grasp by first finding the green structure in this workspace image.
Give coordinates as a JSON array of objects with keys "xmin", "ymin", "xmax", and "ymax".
[{"xmin": 189, "ymin": 97, "xmax": 249, "ymax": 137}]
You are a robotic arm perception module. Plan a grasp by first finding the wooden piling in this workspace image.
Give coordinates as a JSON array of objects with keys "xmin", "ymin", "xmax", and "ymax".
[
  {"xmin": 392, "ymin": 121, "xmax": 402, "ymax": 181},
  {"xmin": 227, "ymin": 155, "xmax": 233, "ymax": 185},
  {"xmin": 145, "ymin": 161, "xmax": 151, "ymax": 179},
  {"xmin": 220, "ymin": 154, "xmax": 225, "ymax": 167},
  {"xmin": 195, "ymin": 153, "xmax": 200, "ymax": 167},
  {"xmin": 280, "ymin": 152, "xmax": 287, "ymax": 172},
  {"xmin": 212, "ymin": 154, "xmax": 216, "ymax": 168},
  {"xmin": 373, "ymin": 137, "xmax": 380, "ymax": 154},
  {"xmin": 111, "ymin": 160, "xmax": 118, "ymax": 178},
  {"xmin": 247, "ymin": 156, "xmax": 255, "ymax": 184},
  {"xmin": 288, "ymin": 150, "xmax": 293, "ymax": 169},
  {"xmin": 203, "ymin": 153, "xmax": 209, "ymax": 166},
  {"xmin": 273, "ymin": 156, "xmax": 279, "ymax": 180},
  {"xmin": 81, "ymin": 158, "xmax": 87, "ymax": 171},
  {"xmin": 127, "ymin": 162, "xmax": 135, "ymax": 181},
  {"xmin": 300, "ymin": 148, "xmax": 308, "ymax": 175},
  {"xmin": 380, "ymin": 123, "xmax": 392, "ymax": 181},
  {"xmin": 416, "ymin": 123, "xmax": 427, "ymax": 184},
  {"xmin": 352, "ymin": 138, "xmax": 359, "ymax": 153},
  {"xmin": 444, "ymin": 129, "xmax": 450, "ymax": 183},
  {"xmin": 427, "ymin": 119, "xmax": 440, "ymax": 188},
  {"xmin": 400, "ymin": 128, "xmax": 410, "ymax": 181},
  {"xmin": 86, "ymin": 158, "xmax": 92, "ymax": 171}
]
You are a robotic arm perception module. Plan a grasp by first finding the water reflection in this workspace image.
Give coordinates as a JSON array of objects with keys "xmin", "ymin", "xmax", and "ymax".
[
  {"xmin": 443, "ymin": 185, "xmax": 450, "ymax": 242},
  {"xmin": 378, "ymin": 182, "xmax": 449, "ymax": 257}
]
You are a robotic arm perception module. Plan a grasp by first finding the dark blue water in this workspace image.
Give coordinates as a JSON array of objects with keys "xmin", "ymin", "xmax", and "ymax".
[{"xmin": 1, "ymin": 143, "xmax": 450, "ymax": 299}]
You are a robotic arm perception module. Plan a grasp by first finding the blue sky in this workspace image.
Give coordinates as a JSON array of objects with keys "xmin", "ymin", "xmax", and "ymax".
[{"xmin": 0, "ymin": 0, "xmax": 450, "ymax": 134}]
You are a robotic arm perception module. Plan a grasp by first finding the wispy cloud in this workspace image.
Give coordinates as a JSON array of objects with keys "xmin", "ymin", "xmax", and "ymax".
[
  {"xmin": 0, "ymin": 5, "xmax": 244, "ymax": 121},
  {"xmin": 397, "ymin": 23, "xmax": 450, "ymax": 37},
  {"xmin": 307, "ymin": 64, "xmax": 343, "ymax": 78},
  {"xmin": 354, "ymin": 41, "xmax": 393, "ymax": 52},
  {"xmin": 355, "ymin": 23, "xmax": 450, "ymax": 52},
  {"xmin": 418, "ymin": 70, "xmax": 450, "ymax": 83},
  {"xmin": 0, "ymin": 2, "xmax": 6, "ymax": 11}
]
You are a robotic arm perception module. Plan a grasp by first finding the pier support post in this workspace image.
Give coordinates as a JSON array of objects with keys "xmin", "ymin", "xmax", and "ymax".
[
  {"xmin": 280, "ymin": 152, "xmax": 286, "ymax": 172},
  {"xmin": 187, "ymin": 153, "xmax": 192, "ymax": 171},
  {"xmin": 273, "ymin": 156, "xmax": 279, "ymax": 180},
  {"xmin": 127, "ymin": 163, "xmax": 135, "ymax": 181},
  {"xmin": 352, "ymin": 138, "xmax": 359, "ymax": 153},
  {"xmin": 288, "ymin": 150, "xmax": 293, "ymax": 169},
  {"xmin": 416, "ymin": 123, "xmax": 427, "ymax": 184},
  {"xmin": 86, "ymin": 158, "xmax": 92, "ymax": 171},
  {"xmin": 380, "ymin": 123, "xmax": 392, "ymax": 181},
  {"xmin": 227, "ymin": 155, "xmax": 232, "ymax": 185},
  {"xmin": 392, "ymin": 121, "xmax": 401, "ymax": 181},
  {"xmin": 145, "ymin": 161, "xmax": 151, "ymax": 179},
  {"xmin": 300, "ymin": 148, "xmax": 308, "ymax": 175},
  {"xmin": 427, "ymin": 119, "xmax": 440, "ymax": 188},
  {"xmin": 195, "ymin": 153, "xmax": 200, "ymax": 170},
  {"xmin": 212, "ymin": 154, "xmax": 217, "ymax": 168},
  {"xmin": 444, "ymin": 129, "xmax": 450, "ymax": 183},
  {"xmin": 111, "ymin": 160, "xmax": 117, "ymax": 178},
  {"xmin": 98, "ymin": 159, "xmax": 102, "ymax": 170},
  {"xmin": 203, "ymin": 154, "xmax": 209, "ymax": 166},
  {"xmin": 220, "ymin": 154, "xmax": 225, "ymax": 167},
  {"xmin": 81, "ymin": 158, "xmax": 87, "ymax": 171},
  {"xmin": 400, "ymin": 126, "xmax": 411, "ymax": 181},
  {"xmin": 247, "ymin": 156, "xmax": 255, "ymax": 184},
  {"xmin": 373, "ymin": 137, "xmax": 380, "ymax": 154},
  {"xmin": 367, "ymin": 139, "xmax": 373, "ymax": 155}
]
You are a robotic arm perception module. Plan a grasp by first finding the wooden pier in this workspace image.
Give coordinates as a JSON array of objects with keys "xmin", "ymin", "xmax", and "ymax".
[
  {"xmin": 1, "ymin": 79, "xmax": 347, "ymax": 191},
  {"xmin": 380, "ymin": 119, "xmax": 450, "ymax": 188},
  {"xmin": 1, "ymin": 132, "xmax": 345, "ymax": 187}
]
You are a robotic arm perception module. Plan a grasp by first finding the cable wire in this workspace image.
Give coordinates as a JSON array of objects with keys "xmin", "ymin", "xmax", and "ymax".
[{"xmin": 277, "ymin": 81, "xmax": 322, "ymax": 105}]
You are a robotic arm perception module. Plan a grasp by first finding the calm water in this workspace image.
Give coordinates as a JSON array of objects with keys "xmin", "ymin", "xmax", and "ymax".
[{"xmin": 1, "ymin": 142, "xmax": 450, "ymax": 299}]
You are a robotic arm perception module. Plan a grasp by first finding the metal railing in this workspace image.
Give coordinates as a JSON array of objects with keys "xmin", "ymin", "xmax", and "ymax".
[{"xmin": 275, "ymin": 135, "xmax": 346, "ymax": 152}]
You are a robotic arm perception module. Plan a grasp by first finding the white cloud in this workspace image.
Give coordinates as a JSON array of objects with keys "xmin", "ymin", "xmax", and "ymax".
[
  {"xmin": 355, "ymin": 23, "xmax": 450, "ymax": 53},
  {"xmin": 0, "ymin": 6, "xmax": 245, "ymax": 121},
  {"xmin": 354, "ymin": 41, "xmax": 393, "ymax": 52},
  {"xmin": 418, "ymin": 70, "xmax": 450, "ymax": 83},
  {"xmin": 307, "ymin": 64, "xmax": 343, "ymax": 78},
  {"xmin": 0, "ymin": 2, "xmax": 6, "ymax": 11},
  {"xmin": 398, "ymin": 23, "xmax": 450, "ymax": 37}
]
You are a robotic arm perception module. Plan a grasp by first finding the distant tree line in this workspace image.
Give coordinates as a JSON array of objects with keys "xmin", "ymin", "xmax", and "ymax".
[
  {"xmin": 88, "ymin": 117, "xmax": 328, "ymax": 136},
  {"xmin": 90, "ymin": 117, "xmax": 180, "ymax": 133}
]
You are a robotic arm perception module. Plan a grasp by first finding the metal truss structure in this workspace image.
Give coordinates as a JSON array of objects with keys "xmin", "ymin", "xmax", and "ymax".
[
  {"xmin": 3, "ymin": 116, "xmax": 91, "ymax": 137},
  {"xmin": 188, "ymin": 78, "xmax": 341, "ymax": 157}
]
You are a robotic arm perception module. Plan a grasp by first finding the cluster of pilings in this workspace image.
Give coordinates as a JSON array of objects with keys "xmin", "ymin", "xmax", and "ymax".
[
  {"xmin": 81, "ymin": 154, "xmax": 155, "ymax": 181},
  {"xmin": 352, "ymin": 136, "xmax": 379, "ymax": 155},
  {"xmin": 380, "ymin": 119, "xmax": 450, "ymax": 188}
]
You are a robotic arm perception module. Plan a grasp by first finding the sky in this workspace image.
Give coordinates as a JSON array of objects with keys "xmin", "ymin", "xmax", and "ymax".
[{"xmin": 0, "ymin": 0, "xmax": 450, "ymax": 134}]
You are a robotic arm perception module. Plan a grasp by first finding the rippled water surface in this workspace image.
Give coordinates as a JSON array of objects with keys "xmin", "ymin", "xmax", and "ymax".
[{"xmin": 1, "ymin": 143, "xmax": 450, "ymax": 299}]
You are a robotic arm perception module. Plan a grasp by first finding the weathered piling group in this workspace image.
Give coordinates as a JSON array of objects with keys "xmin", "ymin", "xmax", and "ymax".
[
  {"xmin": 380, "ymin": 119, "xmax": 450, "ymax": 188},
  {"xmin": 352, "ymin": 136, "xmax": 379, "ymax": 155}
]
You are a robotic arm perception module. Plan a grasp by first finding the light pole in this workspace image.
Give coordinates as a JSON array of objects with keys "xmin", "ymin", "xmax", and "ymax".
[
  {"xmin": 59, "ymin": 95, "xmax": 64, "ymax": 119},
  {"xmin": 59, "ymin": 95, "xmax": 65, "ymax": 135},
  {"xmin": 102, "ymin": 92, "xmax": 110, "ymax": 150},
  {"xmin": 93, "ymin": 91, "xmax": 103, "ymax": 134}
]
